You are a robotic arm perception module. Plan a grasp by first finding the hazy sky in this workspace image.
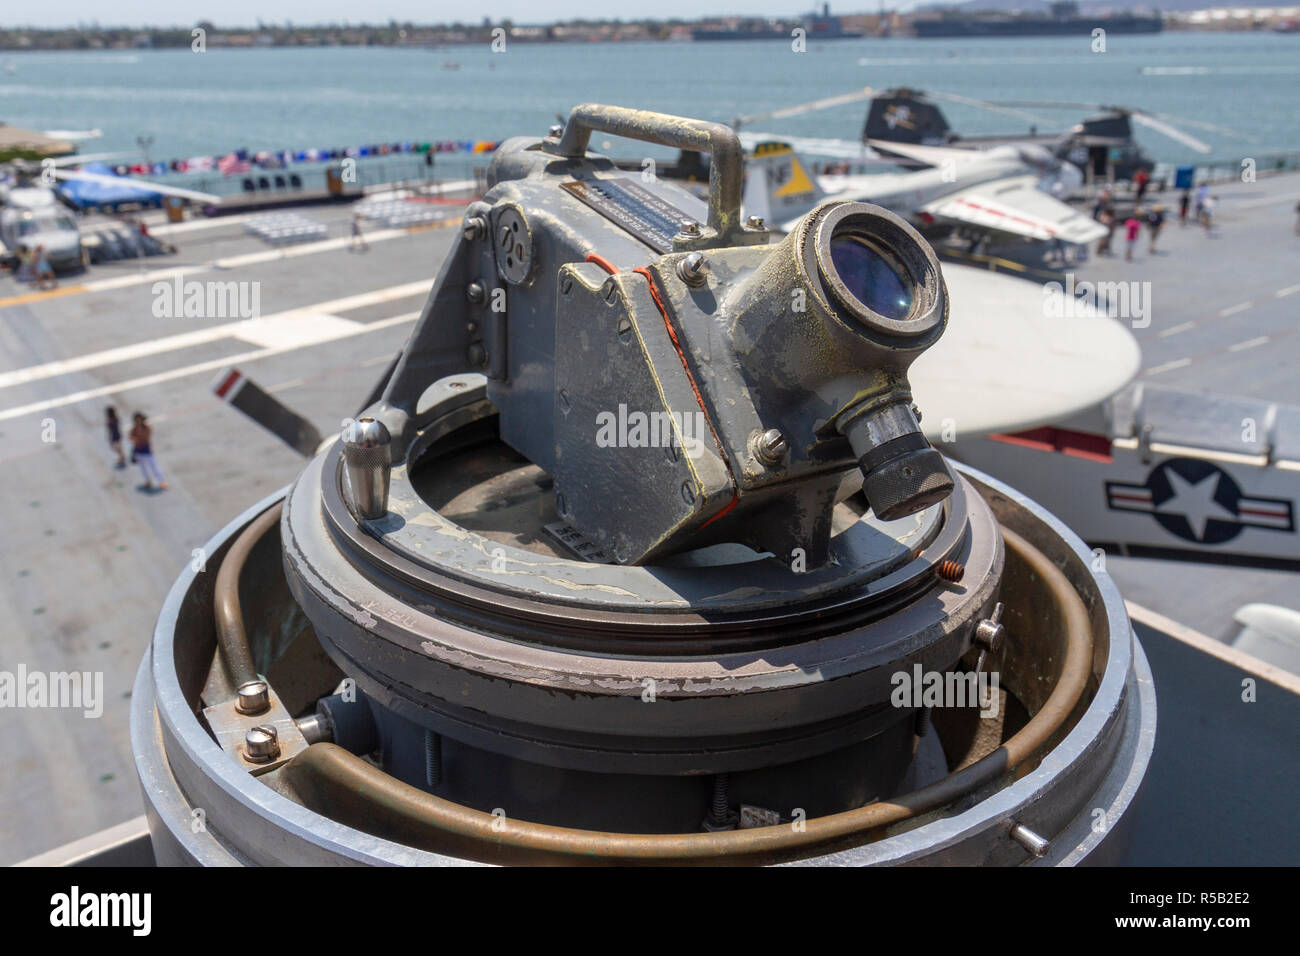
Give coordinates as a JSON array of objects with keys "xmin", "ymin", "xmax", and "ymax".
[{"xmin": 16, "ymin": 2, "xmax": 911, "ymax": 30}]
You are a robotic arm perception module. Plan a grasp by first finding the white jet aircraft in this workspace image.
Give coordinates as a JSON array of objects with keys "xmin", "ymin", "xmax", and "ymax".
[{"xmin": 741, "ymin": 139, "xmax": 1106, "ymax": 248}]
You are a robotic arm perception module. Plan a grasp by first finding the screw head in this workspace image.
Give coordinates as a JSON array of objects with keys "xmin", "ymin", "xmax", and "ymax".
[
  {"xmin": 466, "ymin": 280, "xmax": 486, "ymax": 304},
  {"xmin": 243, "ymin": 725, "xmax": 280, "ymax": 763},
  {"xmin": 462, "ymin": 216, "xmax": 487, "ymax": 241},
  {"xmin": 235, "ymin": 680, "xmax": 269, "ymax": 715},
  {"xmin": 676, "ymin": 251, "xmax": 711, "ymax": 287},
  {"xmin": 746, "ymin": 215, "xmax": 766, "ymax": 229},
  {"xmin": 755, "ymin": 428, "xmax": 788, "ymax": 466}
]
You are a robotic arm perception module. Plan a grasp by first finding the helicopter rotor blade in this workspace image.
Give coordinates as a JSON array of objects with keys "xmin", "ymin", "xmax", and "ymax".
[
  {"xmin": 51, "ymin": 168, "xmax": 221, "ymax": 203},
  {"xmin": 1128, "ymin": 112, "xmax": 1213, "ymax": 154},
  {"xmin": 998, "ymin": 100, "xmax": 1219, "ymax": 152},
  {"xmin": 993, "ymin": 100, "xmax": 1104, "ymax": 111},
  {"xmin": 1138, "ymin": 109, "xmax": 1248, "ymax": 140},
  {"xmin": 734, "ymin": 87, "xmax": 875, "ymax": 128},
  {"xmin": 920, "ymin": 90, "xmax": 1053, "ymax": 126}
]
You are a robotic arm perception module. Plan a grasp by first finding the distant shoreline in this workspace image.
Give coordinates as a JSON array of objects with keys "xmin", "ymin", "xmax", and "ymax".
[{"xmin": 1, "ymin": 13, "xmax": 1292, "ymax": 52}]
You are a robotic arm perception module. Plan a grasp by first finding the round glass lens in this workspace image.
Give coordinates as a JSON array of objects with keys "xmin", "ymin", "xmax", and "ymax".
[{"xmin": 829, "ymin": 235, "xmax": 914, "ymax": 321}]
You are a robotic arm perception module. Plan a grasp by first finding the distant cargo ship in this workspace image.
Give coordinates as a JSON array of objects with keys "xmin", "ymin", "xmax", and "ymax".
[
  {"xmin": 911, "ymin": 2, "xmax": 1162, "ymax": 38},
  {"xmin": 693, "ymin": 4, "xmax": 865, "ymax": 41}
]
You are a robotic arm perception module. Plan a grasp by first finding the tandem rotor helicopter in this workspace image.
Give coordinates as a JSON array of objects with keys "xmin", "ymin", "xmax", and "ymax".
[{"xmin": 733, "ymin": 86, "xmax": 1237, "ymax": 184}]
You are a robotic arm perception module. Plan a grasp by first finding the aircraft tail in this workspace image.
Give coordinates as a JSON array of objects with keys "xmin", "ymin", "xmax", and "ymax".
[{"xmin": 743, "ymin": 142, "xmax": 826, "ymax": 227}]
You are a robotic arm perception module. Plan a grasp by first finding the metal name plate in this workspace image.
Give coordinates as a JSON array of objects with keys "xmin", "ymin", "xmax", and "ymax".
[{"xmin": 561, "ymin": 177, "xmax": 696, "ymax": 253}]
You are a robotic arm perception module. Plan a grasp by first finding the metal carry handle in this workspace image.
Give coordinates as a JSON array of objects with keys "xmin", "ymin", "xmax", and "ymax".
[{"xmin": 553, "ymin": 104, "xmax": 746, "ymax": 241}]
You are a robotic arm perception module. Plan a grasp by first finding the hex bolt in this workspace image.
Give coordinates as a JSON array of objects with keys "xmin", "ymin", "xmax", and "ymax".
[
  {"xmin": 548, "ymin": 124, "xmax": 564, "ymax": 139},
  {"xmin": 342, "ymin": 417, "xmax": 392, "ymax": 521},
  {"xmin": 755, "ymin": 428, "xmax": 788, "ymax": 466},
  {"xmin": 425, "ymin": 730, "xmax": 443, "ymax": 788},
  {"xmin": 676, "ymin": 251, "xmax": 710, "ymax": 287},
  {"xmin": 467, "ymin": 344, "xmax": 486, "ymax": 367},
  {"xmin": 462, "ymin": 216, "xmax": 487, "ymax": 241},
  {"xmin": 243, "ymin": 725, "xmax": 280, "ymax": 763},
  {"xmin": 235, "ymin": 679, "xmax": 269, "ymax": 715},
  {"xmin": 745, "ymin": 215, "xmax": 766, "ymax": 229},
  {"xmin": 1009, "ymin": 822, "xmax": 1050, "ymax": 858},
  {"xmin": 936, "ymin": 559, "xmax": 965, "ymax": 582},
  {"xmin": 466, "ymin": 281, "xmax": 486, "ymax": 304},
  {"xmin": 677, "ymin": 222, "xmax": 701, "ymax": 238}
]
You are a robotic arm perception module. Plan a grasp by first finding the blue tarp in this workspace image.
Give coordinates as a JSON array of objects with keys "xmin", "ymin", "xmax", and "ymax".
[{"xmin": 56, "ymin": 162, "xmax": 164, "ymax": 210}]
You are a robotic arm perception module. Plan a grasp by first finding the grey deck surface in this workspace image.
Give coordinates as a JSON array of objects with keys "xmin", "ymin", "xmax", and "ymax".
[
  {"xmin": 0, "ymin": 201, "xmax": 457, "ymax": 863},
  {"xmin": 1051, "ymin": 171, "xmax": 1300, "ymax": 642}
]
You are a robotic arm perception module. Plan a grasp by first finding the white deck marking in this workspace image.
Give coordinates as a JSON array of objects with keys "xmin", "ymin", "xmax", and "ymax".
[
  {"xmin": 1158, "ymin": 321, "xmax": 1197, "ymax": 338},
  {"xmin": 1228, "ymin": 336, "xmax": 1271, "ymax": 352},
  {"xmin": 1276, "ymin": 284, "xmax": 1300, "ymax": 298},
  {"xmin": 1217, "ymin": 302, "xmax": 1253, "ymax": 318},
  {"xmin": 146, "ymin": 215, "xmax": 251, "ymax": 236},
  {"xmin": 1147, "ymin": 358, "xmax": 1192, "ymax": 375},
  {"xmin": 0, "ymin": 280, "xmax": 429, "ymax": 390},
  {"xmin": 1, "ymin": 225, "xmax": 424, "ymax": 304},
  {"xmin": 0, "ymin": 312, "xmax": 419, "ymax": 423}
]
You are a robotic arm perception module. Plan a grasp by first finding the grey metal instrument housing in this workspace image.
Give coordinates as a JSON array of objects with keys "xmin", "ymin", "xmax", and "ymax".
[{"xmin": 362, "ymin": 103, "xmax": 951, "ymax": 565}]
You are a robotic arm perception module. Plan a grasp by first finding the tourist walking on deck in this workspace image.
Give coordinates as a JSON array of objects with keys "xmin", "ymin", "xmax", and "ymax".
[
  {"xmin": 34, "ymin": 245, "xmax": 56, "ymax": 290},
  {"xmin": 130, "ymin": 412, "xmax": 168, "ymax": 491},
  {"xmin": 13, "ymin": 245, "xmax": 33, "ymax": 282},
  {"xmin": 105, "ymin": 407, "xmax": 126, "ymax": 469},
  {"xmin": 1124, "ymin": 212, "xmax": 1142, "ymax": 261},
  {"xmin": 1194, "ymin": 183, "xmax": 1209, "ymax": 220},
  {"xmin": 348, "ymin": 212, "xmax": 368, "ymax": 253},
  {"xmin": 1179, "ymin": 190, "xmax": 1191, "ymax": 226},
  {"xmin": 1200, "ymin": 195, "xmax": 1217, "ymax": 234},
  {"xmin": 1147, "ymin": 204, "xmax": 1166, "ymax": 253},
  {"xmin": 1097, "ymin": 209, "xmax": 1116, "ymax": 256},
  {"xmin": 1093, "ymin": 186, "xmax": 1113, "ymax": 221},
  {"xmin": 1133, "ymin": 168, "xmax": 1150, "ymax": 204}
]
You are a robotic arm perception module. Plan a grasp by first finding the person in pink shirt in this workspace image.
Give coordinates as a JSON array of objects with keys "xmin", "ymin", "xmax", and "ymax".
[{"xmin": 1124, "ymin": 212, "xmax": 1142, "ymax": 262}]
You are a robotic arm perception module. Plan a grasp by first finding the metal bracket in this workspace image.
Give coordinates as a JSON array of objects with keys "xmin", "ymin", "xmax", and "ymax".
[{"xmin": 202, "ymin": 684, "xmax": 310, "ymax": 777}]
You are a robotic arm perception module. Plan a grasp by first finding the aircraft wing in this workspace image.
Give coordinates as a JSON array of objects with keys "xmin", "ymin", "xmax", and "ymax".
[
  {"xmin": 740, "ymin": 132, "xmax": 881, "ymax": 161},
  {"xmin": 865, "ymin": 138, "xmax": 989, "ymax": 170},
  {"xmin": 921, "ymin": 174, "xmax": 1107, "ymax": 245}
]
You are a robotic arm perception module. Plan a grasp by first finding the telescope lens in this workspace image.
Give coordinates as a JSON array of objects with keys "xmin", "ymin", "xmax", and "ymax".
[{"xmin": 829, "ymin": 235, "xmax": 914, "ymax": 321}]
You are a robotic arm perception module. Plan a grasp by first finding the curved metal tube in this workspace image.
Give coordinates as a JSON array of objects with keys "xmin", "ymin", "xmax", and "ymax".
[
  {"xmin": 553, "ymin": 103, "xmax": 745, "ymax": 240},
  {"xmin": 213, "ymin": 502, "xmax": 283, "ymax": 690},
  {"xmin": 276, "ymin": 526, "xmax": 1094, "ymax": 865}
]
